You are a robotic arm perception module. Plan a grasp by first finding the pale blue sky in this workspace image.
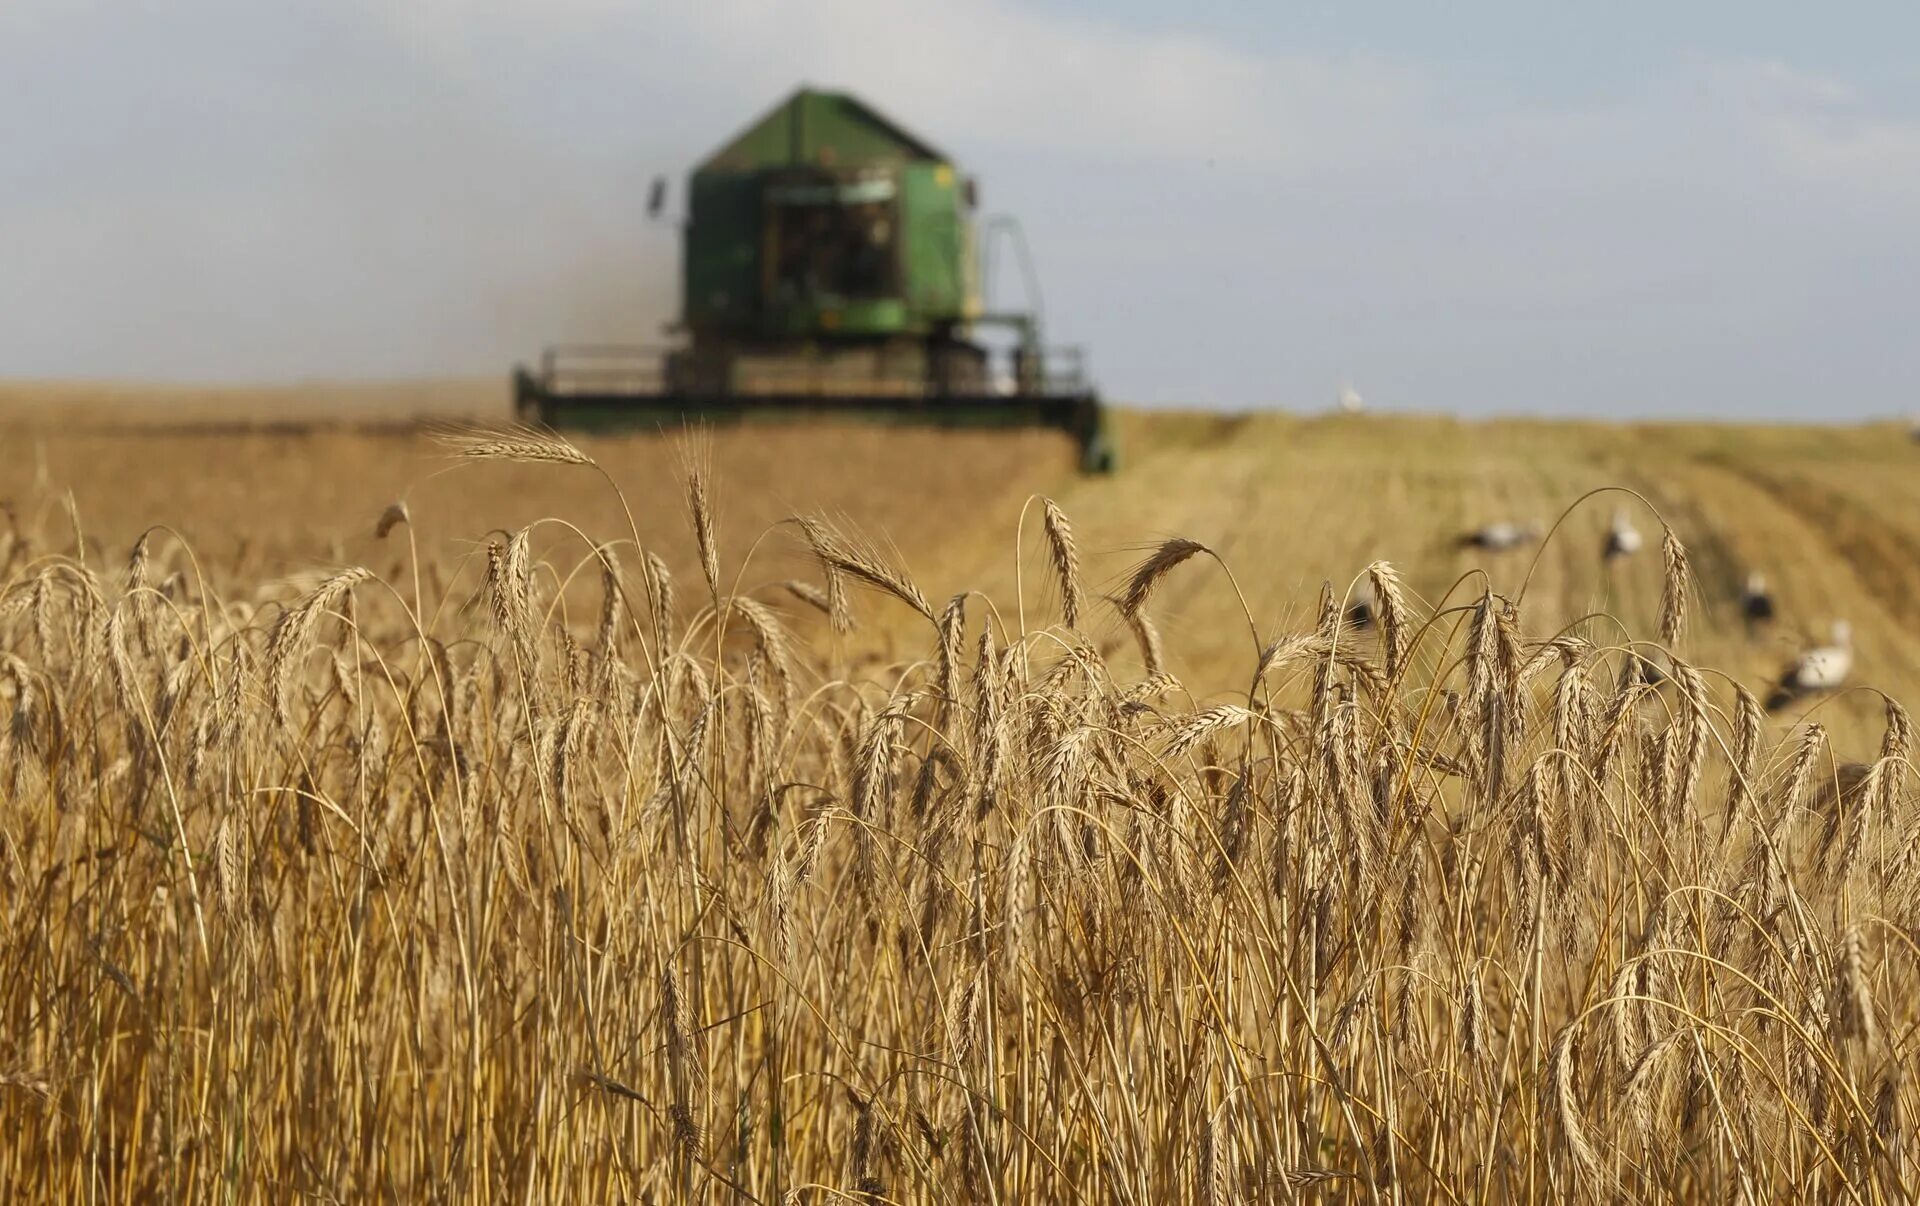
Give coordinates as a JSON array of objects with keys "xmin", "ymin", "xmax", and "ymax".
[{"xmin": 5, "ymin": 1, "xmax": 1920, "ymax": 417}]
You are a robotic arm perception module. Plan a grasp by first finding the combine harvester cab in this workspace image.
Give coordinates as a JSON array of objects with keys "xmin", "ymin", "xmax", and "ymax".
[{"xmin": 513, "ymin": 87, "xmax": 1115, "ymax": 473}]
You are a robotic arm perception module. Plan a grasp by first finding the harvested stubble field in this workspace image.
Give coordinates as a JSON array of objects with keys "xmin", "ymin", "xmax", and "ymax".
[{"xmin": 1, "ymin": 392, "xmax": 1919, "ymax": 1202}]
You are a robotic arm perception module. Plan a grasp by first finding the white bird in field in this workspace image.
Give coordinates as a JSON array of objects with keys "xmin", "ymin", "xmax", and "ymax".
[
  {"xmin": 1603, "ymin": 508, "xmax": 1643, "ymax": 561},
  {"xmin": 1765, "ymin": 620, "xmax": 1852, "ymax": 712},
  {"xmin": 1346, "ymin": 578, "xmax": 1376, "ymax": 629},
  {"xmin": 1741, "ymin": 571, "xmax": 1775, "ymax": 637},
  {"xmin": 1622, "ymin": 646, "xmax": 1670, "ymax": 688},
  {"xmin": 1337, "ymin": 382, "xmax": 1365, "ymax": 414},
  {"xmin": 1459, "ymin": 519, "xmax": 1543, "ymax": 552}
]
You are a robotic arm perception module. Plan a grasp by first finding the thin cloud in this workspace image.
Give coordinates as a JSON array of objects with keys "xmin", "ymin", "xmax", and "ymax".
[{"xmin": 3, "ymin": 1, "xmax": 1920, "ymax": 418}]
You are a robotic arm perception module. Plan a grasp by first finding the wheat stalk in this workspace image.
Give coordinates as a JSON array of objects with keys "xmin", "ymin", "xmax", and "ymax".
[
  {"xmin": 265, "ymin": 567, "xmax": 372, "ymax": 727},
  {"xmin": 1040, "ymin": 497, "xmax": 1084, "ymax": 629},
  {"xmin": 1119, "ymin": 538, "xmax": 1207, "ymax": 619},
  {"xmin": 1660, "ymin": 525, "xmax": 1689, "ymax": 647}
]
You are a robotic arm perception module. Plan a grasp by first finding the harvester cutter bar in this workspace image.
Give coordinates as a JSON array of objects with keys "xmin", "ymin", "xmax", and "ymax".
[{"xmin": 513, "ymin": 369, "xmax": 1115, "ymax": 473}]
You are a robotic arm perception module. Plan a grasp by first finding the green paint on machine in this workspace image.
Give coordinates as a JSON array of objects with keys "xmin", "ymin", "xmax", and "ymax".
[{"xmin": 514, "ymin": 87, "xmax": 1115, "ymax": 473}]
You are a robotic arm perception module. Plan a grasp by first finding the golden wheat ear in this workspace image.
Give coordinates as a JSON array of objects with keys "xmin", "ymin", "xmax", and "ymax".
[
  {"xmin": 433, "ymin": 422, "xmax": 594, "ymax": 466},
  {"xmin": 1039, "ymin": 497, "xmax": 1083, "ymax": 630}
]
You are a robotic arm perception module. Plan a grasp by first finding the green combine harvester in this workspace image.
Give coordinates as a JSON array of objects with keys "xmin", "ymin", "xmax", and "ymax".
[{"xmin": 513, "ymin": 87, "xmax": 1115, "ymax": 472}]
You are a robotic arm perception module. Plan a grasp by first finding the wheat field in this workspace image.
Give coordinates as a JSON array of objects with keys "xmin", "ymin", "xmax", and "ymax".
[{"xmin": 1, "ymin": 399, "xmax": 1918, "ymax": 1202}]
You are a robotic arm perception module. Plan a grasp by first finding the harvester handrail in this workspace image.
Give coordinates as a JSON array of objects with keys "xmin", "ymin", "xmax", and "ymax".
[
  {"xmin": 543, "ymin": 342, "xmax": 675, "ymax": 357},
  {"xmin": 1044, "ymin": 345, "xmax": 1088, "ymax": 388},
  {"xmin": 537, "ymin": 343, "xmax": 673, "ymax": 390}
]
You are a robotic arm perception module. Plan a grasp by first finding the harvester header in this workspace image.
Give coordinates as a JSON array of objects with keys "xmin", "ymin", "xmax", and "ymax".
[{"xmin": 514, "ymin": 87, "xmax": 1113, "ymax": 471}]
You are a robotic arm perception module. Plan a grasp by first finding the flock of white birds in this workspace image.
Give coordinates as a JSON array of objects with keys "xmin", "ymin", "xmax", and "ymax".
[
  {"xmin": 1434, "ymin": 506, "xmax": 1852, "ymax": 712},
  {"xmin": 1334, "ymin": 384, "xmax": 1876, "ymax": 712}
]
